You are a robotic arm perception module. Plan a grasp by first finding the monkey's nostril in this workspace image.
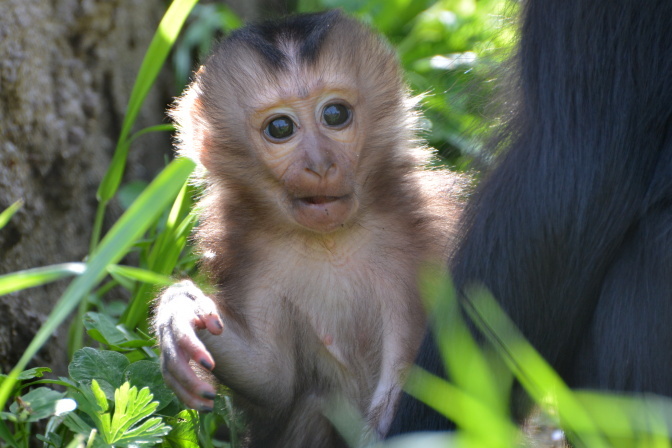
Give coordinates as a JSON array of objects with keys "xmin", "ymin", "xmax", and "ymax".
[{"xmin": 305, "ymin": 163, "xmax": 337, "ymax": 179}]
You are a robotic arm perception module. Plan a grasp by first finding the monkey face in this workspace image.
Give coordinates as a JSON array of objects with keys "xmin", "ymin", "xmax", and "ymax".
[
  {"xmin": 172, "ymin": 12, "xmax": 415, "ymax": 236},
  {"xmin": 247, "ymin": 77, "xmax": 362, "ymax": 233}
]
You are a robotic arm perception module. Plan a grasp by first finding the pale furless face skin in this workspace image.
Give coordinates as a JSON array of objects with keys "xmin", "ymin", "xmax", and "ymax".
[{"xmin": 153, "ymin": 10, "xmax": 465, "ymax": 447}]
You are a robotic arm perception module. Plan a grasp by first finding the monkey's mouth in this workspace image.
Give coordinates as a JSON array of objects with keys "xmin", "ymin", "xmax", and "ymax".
[
  {"xmin": 291, "ymin": 194, "xmax": 357, "ymax": 233},
  {"xmin": 298, "ymin": 196, "xmax": 342, "ymax": 205}
]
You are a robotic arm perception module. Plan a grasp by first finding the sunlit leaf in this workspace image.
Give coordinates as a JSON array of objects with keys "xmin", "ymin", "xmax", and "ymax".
[
  {"xmin": 97, "ymin": 0, "xmax": 199, "ymax": 203},
  {"xmin": 0, "ymin": 263, "xmax": 86, "ymax": 296},
  {"xmin": 0, "ymin": 199, "xmax": 23, "ymax": 230}
]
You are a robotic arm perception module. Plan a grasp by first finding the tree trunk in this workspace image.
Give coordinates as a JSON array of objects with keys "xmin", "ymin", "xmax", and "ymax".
[{"xmin": 0, "ymin": 0, "xmax": 173, "ymax": 375}]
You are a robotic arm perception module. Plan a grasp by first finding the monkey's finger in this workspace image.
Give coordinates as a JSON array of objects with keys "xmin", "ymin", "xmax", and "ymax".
[
  {"xmin": 159, "ymin": 329, "xmax": 217, "ymax": 410},
  {"xmin": 189, "ymin": 294, "xmax": 224, "ymax": 335},
  {"xmin": 202, "ymin": 313, "xmax": 224, "ymax": 335},
  {"xmin": 163, "ymin": 365, "xmax": 216, "ymax": 412},
  {"xmin": 176, "ymin": 331, "xmax": 217, "ymax": 372}
]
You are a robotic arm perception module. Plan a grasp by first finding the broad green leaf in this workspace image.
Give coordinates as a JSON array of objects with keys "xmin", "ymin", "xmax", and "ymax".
[
  {"xmin": 163, "ymin": 409, "xmax": 200, "ymax": 448},
  {"xmin": 83, "ymin": 312, "xmax": 130, "ymax": 347},
  {"xmin": 5, "ymin": 387, "xmax": 66, "ymax": 423},
  {"xmin": 0, "ymin": 199, "xmax": 23, "ymax": 229},
  {"xmin": 124, "ymin": 361, "xmax": 176, "ymax": 412},
  {"xmin": 65, "ymin": 379, "xmax": 109, "ymax": 435},
  {"xmin": 0, "ymin": 158, "xmax": 195, "ymax": 411},
  {"xmin": 18, "ymin": 367, "xmax": 52, "ymax": 381},
  {"xmin": 82, "ymin": 312, "xmax": 154, "ymax": 351},
  {"xmin": 0, "ymin": 263, "xmax": 86, "ymax": 296},
  {"xmin": 0, "ymin": 367, "xmax": 52, "ymax": 385},
  {"xmin": 69, "ymin": 348, "xmax": 129, "ymax": 391}
]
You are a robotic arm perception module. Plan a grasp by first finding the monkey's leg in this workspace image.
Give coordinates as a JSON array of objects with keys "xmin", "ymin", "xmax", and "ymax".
[{"xmin": 368, "ymin": 323, "xmax": 413, "ymax": 437}]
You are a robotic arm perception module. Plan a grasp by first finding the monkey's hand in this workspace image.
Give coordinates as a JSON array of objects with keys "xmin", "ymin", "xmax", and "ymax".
[{"xmin": 154, "ymin": 280, "xmax": 223, "ymax": 411}]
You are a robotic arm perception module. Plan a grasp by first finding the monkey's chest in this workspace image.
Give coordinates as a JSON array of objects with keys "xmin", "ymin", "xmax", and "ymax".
[{"xmin": 250, "ymin": 258, "xmax": 387, "ymax": 370}]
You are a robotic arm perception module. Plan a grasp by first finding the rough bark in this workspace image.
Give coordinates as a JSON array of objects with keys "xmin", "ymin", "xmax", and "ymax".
[{"xmin": 0, "ymin": 0, "xmax": 173, "ymax": 374}]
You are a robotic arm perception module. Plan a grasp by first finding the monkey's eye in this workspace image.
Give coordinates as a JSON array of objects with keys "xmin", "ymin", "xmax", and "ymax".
[
  {"xmin": 265, "ymin": 116, "xmax": 295, "ymax": 140},
  {"xmin": 322, "ymin": 103, "xmax": 351, "ymax": 128}
]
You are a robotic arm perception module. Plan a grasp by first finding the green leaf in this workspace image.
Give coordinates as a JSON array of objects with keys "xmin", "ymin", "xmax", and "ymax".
[
  {"xmin": 0, "ymin": 158, "xmax": 195, "ymax": 412},
  {"xmin": 124, "ymin": 361, "xmax": 176, "ymax": 412},
  {"xmin": 118, "ymin": 180, "xmax": 150, "ymax": 210},
  {"xmin": 465, "ymin": 287, "xmax": 610, "ymax": 448},
  {"xmin": 129, "ymin": 124, "xmax": 176, "ymax": 145},
  {"xmin": 121, "ymin": 178, "xmax": 196, "ymax": 329},
  {"xmin": 0, "ymin": 263, "xmax": 86, "ymax": 296},
  {"xmin": 18, "ymin": 367, "xmax": 52, "ymax": 381},
  {"xmin": 0, "ymin": 419, "xmax": 20, "ymax": 448},
  {"xmin": 404, "ymin": 367, "xmax": 519, "ymax": 448},
  {"xmin": 163, "ymin": 409, "xmax": 200, "ymax": 448},
  {"xmin": 0, "ymin": 199, "xmax": 23, "ymax": 229},
  {"xmin": 106, "ymin": 382, "xmax": 171, "ymax": 446},
  {"xmin": 81, "ymin": 311, "xmax": 154, "ymax": 350},
  {"xmin": 97, "ymin": 0, "xmax": 199, "ymax": 203},
  {"xmin": 4, "ymin": 387, "xmax": 67, "ymax": 423},
  {"xmin": 91, "ymin": 379, "xmax": 111, "ymax": 415},
  {"xmin": 69, "ymin": 348, "xmax": 130, "ymax": 392},
  {"xmin": 63, "ymin": 411, "xmax": 95, "ymax": 440},
  {"xmin": 0, "ymin": 367, "xmax": 52, "ymax": 385},
  {"xmin": 67, "ymin": 380, "xmax": 170, "ymax": 446},
  {"xmin": 107, "ymin": 265, "xmax": 174, "ymax": 287},
  {"xmin": 84, "ymin": 312, "xmax": 124, "ymax": 347}
]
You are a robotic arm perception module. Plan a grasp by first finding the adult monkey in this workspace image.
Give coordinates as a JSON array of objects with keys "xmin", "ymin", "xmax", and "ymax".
[{"xmin": 390, "ymin": 0, "xmax": 672, "ymax": 434}]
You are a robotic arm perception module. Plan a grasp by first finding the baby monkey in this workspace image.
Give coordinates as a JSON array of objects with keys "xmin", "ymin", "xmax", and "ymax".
[{"xmin": 154, "ymin": 10, "xmax": 463, "ymax": 447}]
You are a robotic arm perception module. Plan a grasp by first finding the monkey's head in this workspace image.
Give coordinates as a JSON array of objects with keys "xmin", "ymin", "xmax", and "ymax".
[{"xmin": 172, "ymin": 10, "xmax": 428, "ymax": 234}]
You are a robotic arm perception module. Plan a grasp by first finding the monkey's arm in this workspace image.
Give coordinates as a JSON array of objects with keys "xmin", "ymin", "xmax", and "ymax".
[
  {"xmin": 155, "ymin": 280, "xmax": 298, "ymax": 412},
  {"xmin": 154, "ymin": 280, "xmax": 224, "ymax": 410}
]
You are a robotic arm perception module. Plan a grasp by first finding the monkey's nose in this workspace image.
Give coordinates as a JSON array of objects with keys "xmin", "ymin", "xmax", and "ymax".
[{"xmin": 304, "ymin": 163, "xmax": 337, "ymax": 180}]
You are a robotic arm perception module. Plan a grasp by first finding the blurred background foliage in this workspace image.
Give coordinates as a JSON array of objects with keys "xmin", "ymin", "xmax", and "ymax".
[{"xmin": 172, "ymin": 0, "xmax": 516, "ymax": 170}]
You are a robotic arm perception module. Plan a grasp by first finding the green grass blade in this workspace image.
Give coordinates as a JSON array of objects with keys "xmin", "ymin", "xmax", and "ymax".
[
  {"xmin": 0, "ymin": 158, "xmax": 195, "ymax": 412},
  {"xmin": 97, "ymin": 0, "xmax": 199, "ymax": 204},
  {"xmin": 405, "ymin": 367, "xmax": 519, "ymax": 448},
  {"xmin": 0, "ymin": 263, "xmax": 86, "ymax": 296},
  {"xmin": 465, "ymin": 287, "xmax": 610, "ymax": 448},
  {"xmin": 128, "ymin": 124, "xmax": 175, "ymax": 145},
  {"xmin": 121, "ymin": 180, "xmax": 195, "ymax": 329},
  {"xmin": 0, "ymin": 199, "xmax": 23, "ymax": 229},
  {"xmin": 0, "ymin": 419, "xmax": 20, "ymax": 448},
  {"xmin": 106, "ymin": 265, "xmax": 174, "ymax": 287}
]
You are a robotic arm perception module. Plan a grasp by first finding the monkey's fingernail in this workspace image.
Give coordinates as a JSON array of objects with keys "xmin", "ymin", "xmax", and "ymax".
[
  {"xmin": 215, "ymin": 320, "xmax": 223, "ymax": 330},
  {"xmin": 202, "ymin": 391, "xmax": 216, "ymax": 400},
  {"xmin": 200, "ymin": 405, "xmax": 213, "ymax": 413},
  {"xmin": 200, "ymin": 359, "xmax": 213, "ymax": 370}
]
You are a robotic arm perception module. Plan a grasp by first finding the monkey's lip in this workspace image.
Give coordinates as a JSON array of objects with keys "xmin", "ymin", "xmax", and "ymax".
[
  {"xmin": 297, "ymin": 195, "xmax": 343, "ymax": 205},
  {"xmin": 291, "ymin": 194, "xmax": 357, "ymax": 233}
]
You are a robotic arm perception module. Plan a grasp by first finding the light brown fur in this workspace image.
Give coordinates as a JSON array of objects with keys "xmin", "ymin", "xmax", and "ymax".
[{"xmin": 154, "ymin": 10, "xmax": 465, "ymax": 447}]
